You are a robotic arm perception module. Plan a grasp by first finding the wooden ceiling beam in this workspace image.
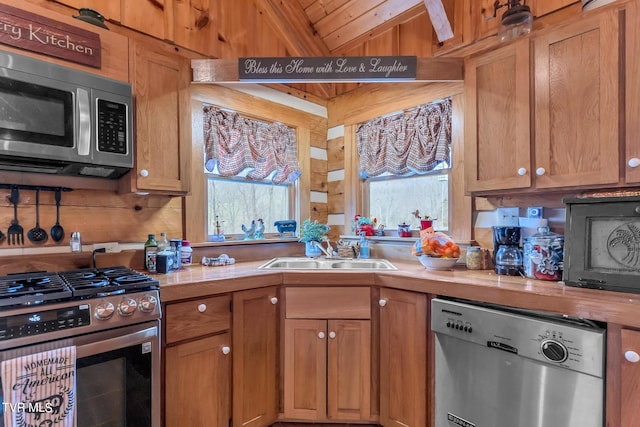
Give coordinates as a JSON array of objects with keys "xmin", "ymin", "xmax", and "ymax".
[
  {"xmin": 423, "ymin": 0, "xmax": 454, "ymax": 42},
  {"xmin": 191, "ymin": 57, "xmax": 463, "ymax": 84},
  {"xmin": 254, "ymin": 0, "xmax": 333, "ymax": 98}
]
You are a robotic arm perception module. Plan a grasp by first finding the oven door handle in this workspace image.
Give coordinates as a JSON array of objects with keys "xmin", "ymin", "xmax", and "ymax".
[{"xmin": 75, "ymin": 324, "xmax": 158, "ymax": 359}]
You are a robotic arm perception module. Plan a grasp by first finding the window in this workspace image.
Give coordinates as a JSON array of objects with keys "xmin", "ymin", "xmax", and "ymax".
[
  {"xmin": 366, "ymin": 166, "xmax": 449, "ymax": 232},
  {"xmin": 206, "ymin": 177, "xmax": 294, "ymax": 238},
  {"xmin": 203, "ymin": 105, "xmax": 300, "ymax": 240},
  {"xmin": 357, "ymin": 98, "xmax": 452, "ymax": 233}
]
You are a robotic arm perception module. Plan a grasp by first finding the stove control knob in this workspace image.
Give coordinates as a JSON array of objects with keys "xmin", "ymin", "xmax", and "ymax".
[
  {"xmin": 541, "ymin": 339, "xmax": 568, "ymax": 363},
  {"xmin": 138, "ymin": 295, "xmax": 158, "ymax": 313},
  {"xmin": 95, "ymin": 301, "xmax": 115, "ymax": 320},
  {"xmin": 118, "ymin": 297, "xmax": 138, "ymax": 316}
]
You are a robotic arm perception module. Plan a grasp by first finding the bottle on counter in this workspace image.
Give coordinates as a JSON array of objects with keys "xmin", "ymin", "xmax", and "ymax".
[
  {"xmin": 181, "ymin": 241, "xmax": 193, "ymax": 266},
  {"xmin": 170, "ymin": 239, "xmax": 182, "ymax": 270},
  {"xmin": 157, "ymin": 232, "xmax": 169, "ymax": 252},
  {"xmin": 358, "ymin": 232, "xmax": 370, "ymax": 259},
  {"xmin": 144, "ymin": 234, "xmax": 158, "ymax": 272}
]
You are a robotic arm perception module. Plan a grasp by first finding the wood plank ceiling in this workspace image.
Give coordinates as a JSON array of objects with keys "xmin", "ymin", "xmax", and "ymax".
[
  {"xmin": 252, "ymin": 0, "xmax": 453, "ymax": 99},
  {"xmin": 297, "ymin": 0, "xmax": 428, "ymax": 53}
]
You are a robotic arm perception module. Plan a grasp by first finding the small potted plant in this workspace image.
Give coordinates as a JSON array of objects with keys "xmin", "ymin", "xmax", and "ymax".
[
  {"xmin": 299, "ymin": 218, "xmax": 331, "ymax": 257},
  {"xmin": 412, "ymin": 210, "xmax": 434, "ymax": 230},
  {"xmin": 353, "ymin": 214, "xmax": 377, "ymax": 236}
]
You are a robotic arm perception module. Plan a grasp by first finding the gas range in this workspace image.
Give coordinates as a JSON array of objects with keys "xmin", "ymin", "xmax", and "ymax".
[{"xmin": 0, "ymin": 266, "xmax": 161, "ymax": 350}]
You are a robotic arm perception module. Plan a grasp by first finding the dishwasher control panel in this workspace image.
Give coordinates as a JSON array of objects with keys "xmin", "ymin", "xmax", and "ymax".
[{"xmin": 431, "ymin": 298, "xmax": 605, "ymax": 378}]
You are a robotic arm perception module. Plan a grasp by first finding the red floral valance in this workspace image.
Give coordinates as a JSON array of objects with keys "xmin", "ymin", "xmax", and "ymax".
[
  {"xmin": 203, "ymin": 105, "xmax": 302, "ymax": 184},
  {"xmin": 356, "ymin": 98, "xmax": 452, "ymax": 178}
]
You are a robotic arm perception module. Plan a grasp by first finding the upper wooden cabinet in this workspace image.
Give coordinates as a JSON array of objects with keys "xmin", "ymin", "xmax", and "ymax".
[
  {"xmin": 533, "ymin": 9, "xmax": 619, "ymax": 189},
  {"xmin": 120, "ymin": 41, "xmax": 191, "ymax": 195},
  {"xmin": 625, "ymin": 1, "xmax": 640, "ymax": 184},
  {"xmin": 464, "ymin": 38, "xmax": 531, "ymax": 192},
  {"xmin": 465, "ymin": 7, "xmax": 621, "ymax": 194}
]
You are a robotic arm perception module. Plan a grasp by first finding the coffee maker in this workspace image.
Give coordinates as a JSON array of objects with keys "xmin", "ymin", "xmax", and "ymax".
[{"xmin": 492, "ymin": 226, "xmax": 523, "ymax": 276}]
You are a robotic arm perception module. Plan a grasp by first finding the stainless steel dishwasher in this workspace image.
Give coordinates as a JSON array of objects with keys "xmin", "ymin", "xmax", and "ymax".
[{"xmin": 431, "ymin": 298, "xmax": 605, "ymax": 427}]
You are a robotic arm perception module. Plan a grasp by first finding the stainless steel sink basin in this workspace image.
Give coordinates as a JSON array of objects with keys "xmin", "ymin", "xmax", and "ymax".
[{"xmin": 258, "ymin": 257, "xmax": 397, "ymax": 270}]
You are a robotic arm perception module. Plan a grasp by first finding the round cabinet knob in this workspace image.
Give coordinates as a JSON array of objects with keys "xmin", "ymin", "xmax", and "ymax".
[
  {"xmin": 629, "ymin": 158, "xmax": 640, "ymax": 168},
  {"xmin": 379, "ymin": 299, "xmax": 387, "ymax": 307},
  {"xmin": 535, "ymin": 167, "xmax": 546, "ymax": 176},
  {"xmin": 270, "ymin": 297, "xmax": 278, "ymax": 305},
  {"xmin": 198, "ymin": 303, "xmax": 207, "ymax": 313},
  {"xmin": 138, "ymin": 294, "xmax": 158, "ymax": 313},
  {"xmin": 625, "ymin": 350, "xmax": 640, "ymax": 363},
  {"xmin": 140, "ymin": 169, "xmax": 149, "ymax": 177},
  {"xmin": 318, "ymin": 331, "xmax": 325, "ymax": 339},
  {"xmin": 94, "ymin": 301, "xmax": 115, "ymax": 320},
  {"xmin": 118, "ymin": 297, "xmax": 138, "ymax": 316},
  {"xmin": 221, "ymin": 346, "xmax": 231, "ymax": 355},
  {"xmin": 517, "ymin": 167, "xmax": 527, "ymax": 176},
  {"xmin": 329, "ymin": 331, "xmax": 336, "ymax": 339}
]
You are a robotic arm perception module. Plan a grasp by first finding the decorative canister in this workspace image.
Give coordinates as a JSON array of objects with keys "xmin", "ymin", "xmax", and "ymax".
[{"xmin": 523, "ymin": 227, "xmax": 564, "ymax": 281}]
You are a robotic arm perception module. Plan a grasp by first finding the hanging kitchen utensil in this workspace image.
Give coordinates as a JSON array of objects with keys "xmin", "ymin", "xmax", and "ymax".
[
  {"xmin": 0, "ymin": 230, "xmax": 5, "ymax": 244},
  {"xmin": 7, "ymin": 187, "xmax": 24, "ymax": 245},
  {"xmin": 27, "ymin": 189, "xmax": 48, "ymax": 243},
  {"xmin": 50, "ymin": 188, "xmax": 65, "ymax": 243}
]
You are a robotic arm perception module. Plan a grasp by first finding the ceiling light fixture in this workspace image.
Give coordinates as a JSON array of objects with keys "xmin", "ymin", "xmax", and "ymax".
[{"xmin": 493, "ymin": 0, "xmax": 532, "ymax": 42}]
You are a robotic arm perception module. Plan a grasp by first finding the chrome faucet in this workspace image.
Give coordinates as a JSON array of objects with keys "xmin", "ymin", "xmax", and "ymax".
[{"xmin": 311, "ymin": 237, "xmax": 335, "ymax": 258}]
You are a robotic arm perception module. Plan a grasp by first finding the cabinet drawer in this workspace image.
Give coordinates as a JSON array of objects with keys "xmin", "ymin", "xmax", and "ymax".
[
  {"xmin": 286, "ymin": 287, "xmax": 371, "ymax": 319},
  {"xmin": 165, "ymin": 295, "xmax": 231, "ymax": 344}
]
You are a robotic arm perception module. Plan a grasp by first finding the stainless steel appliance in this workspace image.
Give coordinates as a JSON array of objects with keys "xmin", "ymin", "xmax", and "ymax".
[
  {"xmin": 564, "ymin": 195, "xmax": 640, "ymax": 293},
  {"xmin": 431, "ymin": 298, "xmax": 605, "ymax": 427},
  {"xmin": 0, "ymin": 50, "xmax": 133, "ymax": 179},
  {"xmin": 0, "ymin": 267, "xmax": 160, "ymax": 426}
]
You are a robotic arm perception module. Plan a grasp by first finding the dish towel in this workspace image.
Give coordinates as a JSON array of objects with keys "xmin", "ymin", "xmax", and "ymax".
[{"xmin": 2, "ymin": 346, "xmax": 76, "ymax": 427}]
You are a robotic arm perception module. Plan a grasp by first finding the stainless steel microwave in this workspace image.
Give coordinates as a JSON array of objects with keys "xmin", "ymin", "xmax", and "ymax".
[
  {"xmin": 0, "ymin": 50, "xmax": 133, "ymax": 179},
  {"xmin": 564, "ymin": 195, "xmax": 640, "ymax": 294}
]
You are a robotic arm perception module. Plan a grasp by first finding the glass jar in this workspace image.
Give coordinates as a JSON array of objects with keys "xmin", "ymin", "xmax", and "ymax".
[
  {"xmin": 523, "ymin": 226, "xmax": 564, "ymax": 281},
  {"xmin": 465, "ymin": 246, "xmax": 482, "ymax": 270}
]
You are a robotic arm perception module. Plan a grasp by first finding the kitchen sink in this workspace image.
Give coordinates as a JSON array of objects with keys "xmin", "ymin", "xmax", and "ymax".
[{"xmin": 258, "ymin": 257, "xmax": 397, "ymax": 270}]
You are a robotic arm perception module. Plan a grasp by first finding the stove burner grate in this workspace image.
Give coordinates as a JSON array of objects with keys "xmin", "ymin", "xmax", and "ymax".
[{"xmin": 0, "ymin": 273, "xmax": 72, "ymax": 307}]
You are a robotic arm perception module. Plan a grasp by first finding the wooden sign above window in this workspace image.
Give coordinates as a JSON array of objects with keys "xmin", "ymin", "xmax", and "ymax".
[
  {"xmin": 0, "ymin": 3, "xmax": 101, "ymax": 68},
  {"xmin": 239, "ymin": 56, "xmax": 417, "ymax": 82}
]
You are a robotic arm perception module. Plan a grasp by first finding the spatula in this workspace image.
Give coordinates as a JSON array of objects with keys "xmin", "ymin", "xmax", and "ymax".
[{"xmin": 27, "ymin": 189, "xmax": 48, "ymax": 244}]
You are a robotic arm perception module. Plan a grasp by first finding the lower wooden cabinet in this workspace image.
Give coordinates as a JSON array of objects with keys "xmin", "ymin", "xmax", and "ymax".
[
  {"xmin": 379, "ymin": 288, "xmax": 427, "ymax": 427},
  {"xmin": 232, "ymin": 287, "xmax": 279, "ymax": 427},
  {"xmin": 620, "ymin": 328, "xmax": 640, "ymax": 426},
  {"xmin": 163, "ymin": 295, "xmax": 232, "ymax": 427},
  {"xmin": 283, "ymin": 287, "xmax": 373, "ymax": 422},
  {"xmin": 165, "ymin": 333, "xmax": 231, "ymax": 427}
]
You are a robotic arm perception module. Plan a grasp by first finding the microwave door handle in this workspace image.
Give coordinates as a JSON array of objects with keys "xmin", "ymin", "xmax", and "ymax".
[{"xmin": 77, "ymin": 88, "xmax": 91, "ymax": 156}]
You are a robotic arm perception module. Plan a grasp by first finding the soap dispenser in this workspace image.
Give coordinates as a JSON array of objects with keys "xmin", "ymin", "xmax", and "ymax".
[{"xmin": 359, "ymin": 232, "xmax": 370, "ymax": 259}]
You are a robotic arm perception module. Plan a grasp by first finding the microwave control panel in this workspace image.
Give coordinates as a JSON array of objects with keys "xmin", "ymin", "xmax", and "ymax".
[{"xmin": 97, "ymin": 99, "xmax": 128, "ymax": 155}]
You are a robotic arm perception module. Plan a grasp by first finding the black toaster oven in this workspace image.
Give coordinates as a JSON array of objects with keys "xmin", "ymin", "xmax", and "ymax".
[{"xmin": 564, "ymin": 195, "xmax": 640, "ymax": 294}]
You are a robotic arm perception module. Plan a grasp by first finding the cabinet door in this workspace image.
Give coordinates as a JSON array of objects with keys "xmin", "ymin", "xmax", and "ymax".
[
  {"xmin": 464, "ymin": 38, "xmax": 531, "ymax": 192},
  {"xmin": 379, "ymin": 289, "xmax": 427, "ymax": 427},
  {"xmin": 621, "ymin": 328, "xmax": 640, "ymax": 426},
  {"xmin": 232, "ymin": 287, "xmax": 278, "ymax": 427},
  {"xmin": 126, "ymin": 41, "xmax": 191, "ymax": 194},
  {"xmin": 165, "ymin": 333, "xmax": 231, "ymax": 427},
  {"xmin": 327, "ymin": 319, "xmax": 372, "ymax": 421},
  {"xmin": 534, "ymin": 9, "xmax": 619, "ymax": 188},
  {"xmin": 283, "ymin": 319, "xmax": 327, "ymax": 420},
  {"xmin": 121, "ymin": 0, "xmax": 169, "ymax": 40},
  {"xmin": 625, "ymin": 0, "xmax": 640, "ymax": 183},
  {"xmin": 52, "ymin": 0, "xmax": 121, "ymax": 21}
]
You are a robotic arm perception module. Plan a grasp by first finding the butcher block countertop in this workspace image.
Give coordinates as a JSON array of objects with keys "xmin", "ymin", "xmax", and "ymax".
[{"xmin": 158, "ymin": 259, "xmax": 640, "ymax": 328}]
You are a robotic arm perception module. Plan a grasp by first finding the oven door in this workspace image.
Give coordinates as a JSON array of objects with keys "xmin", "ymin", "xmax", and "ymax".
[{"xmin": 0, "ymin": 321, "xmax": 160, "ymax": 427}]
